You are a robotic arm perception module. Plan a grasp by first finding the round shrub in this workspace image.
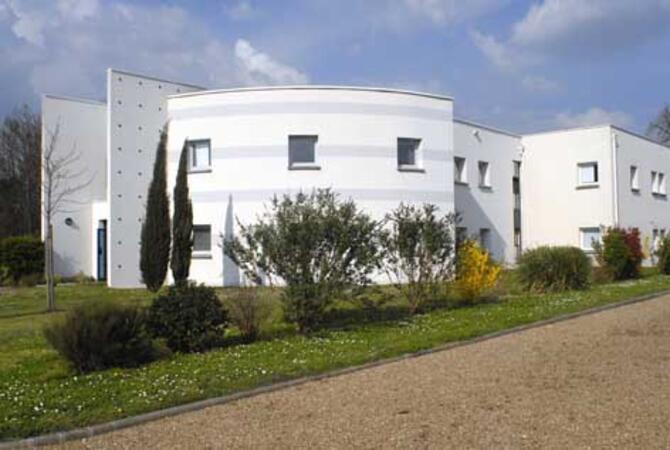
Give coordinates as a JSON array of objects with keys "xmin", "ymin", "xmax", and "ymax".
[
  {"xmin": 43, "ymin": 302, "xmax": 156, "ymax": 373},
  {"xmin": 517, "ymin": 246, "xmax": 591, "ymax": 292},
  {"xmin": 596, "ymin": 228, "xmax": 641, "ymax": 280},
  {"xmin": 147, "ymin": 284, "xmax": 228, "ymax": 353},
  {"xmin": 0, "ymin": 235, "xmax": 44, "ymax": 285},
  {"xmin": 223, "ymin": 288, "xmax": 274, "ymax": 342}
]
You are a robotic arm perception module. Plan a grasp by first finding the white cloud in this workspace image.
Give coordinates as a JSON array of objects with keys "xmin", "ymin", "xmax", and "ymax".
[
  {"xmin": 226, "ymin": 0, "xmax": 257, "ymax": 21},
  {"xmin": 474, "ymin": 0, "xmax": 670, "ymax": 70},
  {"xmin": 0, "ymin": 1, "xmax": 309, "ymax": 106},
  {"xmin": 553, "ymin": 107, "xmax": 633, "ymax": 129},
  {"xmin": 521, "ymin": 75, "xmax": 559, "ymax": 93},
  {"xmin": 234, "ymin": 39, "xmax": 309, "ymax": 85},
  {"xmin": 402, "ymin": 0, "xmax": 506, "ymax": 24}
]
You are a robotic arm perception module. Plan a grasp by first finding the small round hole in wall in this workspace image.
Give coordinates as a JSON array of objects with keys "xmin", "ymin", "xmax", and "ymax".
[
  {"xmin": 158, "ymin": 84, "xmax": 162, "ymax": 89},
  {"xmin": 117, "ymin": 193, "xmax": 122, "ymax": 198},
  {"xmin": 177, "ymin": 88, "xmax": 181, "ymax": 93},
  {"xmin": 117, "ymin": 100, "xmax": 122, "ymax": 105},
  {"xmin": 138, "ymin": 148, "xmax": 142, "ymax": 153},
  {"xmin": 117, "ymin": 123, "xmax": 122, "ymax": 128},
  {"xmin": 117, "ymin": 217, "xmax": 122, "ymax": 222},
  {"xmin": 117, "ymin": 170, "xmax": 122, "ymax": 175},
  {"xmin": 158, "ymin": 107, "xmax": 162, "ymax": 111},
  {"xmin": 117, "ymin": 146, "xmax": 122, "ymax": 151},
  {"xmin": 64, "ymin": 217, "xmax": 74, "ymax": 226},
  {"xmin": 118, "ymin": 76, "xmax": 122, "ymax": 82},
  {"xmin": 138, "ymin": 103, "xmax": 143, "ymax": 108},
  {"xmin": 138, "ymin": 80, "xmax": 143, "ymax": 86},
  {"xmin": 138, "ymin": 125, "xmax": 142, "ymax": 131},
  {"xmin": 117, "ymin": 264, "xmax": 122, "ymax": 269},
  {"xmin": 138, "ymin": 194, "xmax": 143, "ymax": 199},
  {"xmin": 117, "ymin": 240, "xmax": 122, "ymax": 245},
  {"xmin": 138, "ymin": 172, "xmax": 142, "ymax": 176}
]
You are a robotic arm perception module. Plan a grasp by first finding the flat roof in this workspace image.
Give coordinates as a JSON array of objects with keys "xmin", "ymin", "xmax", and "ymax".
[
  {"xmin": 42, "ymin": 94, "xmax": 106, "ymax": 106},
  {"xmin": 168, "ymin": 85, "xmax": 454, "ymax": 102},
  {"xmin": 108, "ymin": 68, "xmax": 206, "ymax": 91},
  {"xmin": 454, "ymin": 118, "xmax": 521, "ymax": 138}
]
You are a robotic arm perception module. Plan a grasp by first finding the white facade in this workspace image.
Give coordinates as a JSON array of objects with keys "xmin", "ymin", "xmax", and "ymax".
[{"xmin": 42, "ymin": 69, "xmax": 670, "ymax": 287}]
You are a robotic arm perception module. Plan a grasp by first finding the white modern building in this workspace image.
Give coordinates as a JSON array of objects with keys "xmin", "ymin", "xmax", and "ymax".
[{"xmin": 42, "ymin": 69, "xmax": 670, "ymax": 288}]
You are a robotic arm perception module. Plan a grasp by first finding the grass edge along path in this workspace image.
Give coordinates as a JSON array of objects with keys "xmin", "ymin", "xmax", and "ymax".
[{"xmin": 2, "ymin": 275, "xmax": 670, "ymax": 441}]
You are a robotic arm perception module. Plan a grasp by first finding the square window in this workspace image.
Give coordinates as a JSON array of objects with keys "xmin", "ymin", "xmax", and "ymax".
[
  {"xmin": 478, "ymin": 161, "xmax": 491, "ymax": 188},
  {"xmin": 397, "ymin": 138, "xmax": 421, "ymax": 169},
  {"xmin": 580, "ymin": 227, "xmax": 601, "ymax": 251},
  {"xmin": 454, "ymin": 157, "xmax": 467, "ymax": 183},
  {"xmin": 193, "ymin": 225, "xmax": 211, "ymax": 253},
  {"xmin": 188, "ymin": 140, "xmax": 211, "ymax": 171},
  {"xmin": 479, "ymin": 228, "xmax": 491, "ymax": 252},
  {"xmin": 578, "ymin": 162, "xmax": 598, "ymax": 186},
  {"xmin": 456, "ymin": 226, "xmax": 468, "ymax": 245},
  {"xmin": 630, "ymin": 165, "xmax": 639, "ymax": 191},
  {"xmin": 289, "ymin": 135, "xmax": 318, "ymax": 168}
]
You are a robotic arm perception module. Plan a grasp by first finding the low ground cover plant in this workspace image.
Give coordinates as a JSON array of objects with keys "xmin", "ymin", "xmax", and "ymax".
[
  {"xmin": 380, "ymin": 203, "xmax": 456, "ymax": 314},
  {"xmin": 146, "ymin": 283, "xmax": 228, "ymax": 353},
  {"xmin": 43, "ymin": 301, "xmax": 156, "ymax": 373},
  {"xmin": 517, "ymin": 246, "xmax": 591, "ymax": 292},
  {"xmin": 454, "ymin": 239, "xmax": 500, "ymax": 304}
]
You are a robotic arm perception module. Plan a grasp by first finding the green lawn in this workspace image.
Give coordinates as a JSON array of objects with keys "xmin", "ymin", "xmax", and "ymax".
[{"xmin": 1, "ymin": 274, "xmax": 670, "ymax": 440}]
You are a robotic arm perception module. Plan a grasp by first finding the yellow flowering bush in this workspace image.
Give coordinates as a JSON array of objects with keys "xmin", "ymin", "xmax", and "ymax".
[{"xmin": 455, "ymin": 239, "xmax": 501, "ymax": 304}]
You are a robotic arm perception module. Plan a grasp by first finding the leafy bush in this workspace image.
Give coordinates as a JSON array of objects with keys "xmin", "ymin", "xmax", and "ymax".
[
  {"xmin": 656, "ymin": 236, "xmax": 670, "ymax": 275},
  {"xmin": 380, "ymin": 203, "xmax": 456, "ymax": 314},
  {"xmin": 224, "ymin": 189, "xmax": 382, "ymax": 333},
  {"xmin": 223, "ymin": 288, "xmax": 274, "ymax": 342},
  {"xmin": 43, "ymin": 302, "xmax": 156, "ymax": 373},
  {"xmin": 0, "ymin": 235, "xmax": 44, "ymax": 285},
  {"xmin": 147, "ymin": 284, "xmax": 228, "ymax": 352},
  {"xmin": 595, "ymin": 228, "xmax": 642, "ymax": 280},
  {"xmin": 517, "ymin": 246, "xmax": 591, "ymax": 292},
  {"xmin": 455, "ymin": 239, "xmax": 501, "ymax": 304}
]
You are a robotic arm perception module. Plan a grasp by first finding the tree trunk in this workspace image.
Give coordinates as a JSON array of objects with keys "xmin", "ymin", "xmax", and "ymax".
[{"xmin": 46, "ymin": 224, "xmax": 55, "ymax": 312}]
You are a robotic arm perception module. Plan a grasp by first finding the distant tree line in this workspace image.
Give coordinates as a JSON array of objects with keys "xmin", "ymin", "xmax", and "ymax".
[{"xmin": 0, "ymin": 105, "xmax": 41, "ymax": 239}]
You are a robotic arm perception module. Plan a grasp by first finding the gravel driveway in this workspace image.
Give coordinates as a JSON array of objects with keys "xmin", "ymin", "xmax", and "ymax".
[{"xmin": 54, "ymin": 296, "xmax": 670, "ymax": 449}]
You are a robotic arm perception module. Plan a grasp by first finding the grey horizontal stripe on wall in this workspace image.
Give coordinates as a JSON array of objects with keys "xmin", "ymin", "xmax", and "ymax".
[
  {"xmin": 169, "ymin": 102, "xmax": 450, "ymax": 121},
  {"xmin": 191, "ymin": 189, "xmax": 453, "ymax": 204},
  {"xmin": 168, "ymin": 145, "xmax": 451, "ymax": 162}
]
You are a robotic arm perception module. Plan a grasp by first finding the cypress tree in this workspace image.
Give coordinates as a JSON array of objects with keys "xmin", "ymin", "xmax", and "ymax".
[
  {"xmin": 140, "ymin": 125, "xmax": 171, "ymax": 292},
  {"xmin": 170, "ymin": 140, "xmax": 193, "ymax": 286}
]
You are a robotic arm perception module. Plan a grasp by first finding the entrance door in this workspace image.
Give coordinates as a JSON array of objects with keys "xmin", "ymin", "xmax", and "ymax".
[{"xmin": 97, "ymin": 220, "xmax": 107, "ymax": 281}]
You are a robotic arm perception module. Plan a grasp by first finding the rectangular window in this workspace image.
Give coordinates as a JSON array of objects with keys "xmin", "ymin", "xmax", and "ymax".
[
  {"xmin": 652, "ymin": 171, "xmax": 658, "ymax": 193},
  {"xmin": 479, "ymin": 228, "xmax": 491, "ymax": 252},
  {"xmin": 577, "ymin": 162, "xmax": 598, "ymax": 186},
  {"xmin": 454, "ymin": 157, "xmax": 467, "ymax": 184},
  {"xmin": 580, "ymin": 227, "xmax": 601, "ymax": 251},
  {"xmin": 193, "ymin": 225, "xmax": 212, "ymax": 253},
  {"xmin": 658, "ymin": 172, "xmax": 666, "ymax": 195},
  {"xmin": 289, "ymin": 135, "xmax": 318, "ymax": 169},
  {"xmin": 653, "ymin": 229, "xmax": 659, "ymax": 251},
  {"xmin": 397, "ymin": 138, "xmax": 422, "ymax": 170},
  {"xmin": 630, "ymin": 165, "xmax": 639, "ymax": 191},
  {"xmin": 188, "ymin": 140, "xmax": 211, "ymax": 172},
  {"xmin": 478, "ymin": 161, "xmax": 491, "ymax": 188}
]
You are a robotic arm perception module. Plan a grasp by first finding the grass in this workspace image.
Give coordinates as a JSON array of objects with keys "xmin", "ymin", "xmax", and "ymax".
[{"xmin": 1, "ymin": 272, "xmax": 670, "ymax": 440}]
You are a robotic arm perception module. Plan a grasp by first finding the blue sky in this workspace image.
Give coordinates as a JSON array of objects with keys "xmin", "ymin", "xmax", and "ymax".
[{"xmin": 1, "ymin": 0, "xmax": 670, "ymax": 133}]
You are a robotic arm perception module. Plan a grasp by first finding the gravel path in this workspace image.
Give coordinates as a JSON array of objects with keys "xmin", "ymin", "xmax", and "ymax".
[{"xmin": 55, "ymin": 296, "xmax": 670, "ymax": 449}]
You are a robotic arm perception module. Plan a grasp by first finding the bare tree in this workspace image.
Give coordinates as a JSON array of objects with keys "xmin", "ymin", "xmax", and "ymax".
[
  {"xmin": 42, "ymin": 124, "xmax": 91, "ymax": 312},
  {"xmin": 0, "ymin": 105, "xmax": 41, "ymax": 238},
  {"xmin": 647, "ymin": 105, "xmax": 670, "ymax": 146}
]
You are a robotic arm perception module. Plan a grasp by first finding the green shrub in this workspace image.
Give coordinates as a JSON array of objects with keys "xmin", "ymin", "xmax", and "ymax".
[
  {"xmin": 657, "ymin": 236, "xmax": 670, "ymax": 275},
  {"xmin": 224, "ymin": 189, "xmax": 382, "ymax": 333},
  {"xmin": 0, "ymin": 235, "xmax": 44, "ymax": 285},
  {"xmin": 43, "ymin": 302, "xmax": 156, "ymax": 373},
  {"xmin": 595, "ymin": 228, "xmax": 641, "ymax": 280},
  {"xmin": 223, "ymin": 288, "xmax": 274, "ymax": 342},
  {"xmin": 517, "ymin": 246, "xmax": 591, "ymax": 292},
  {"xmin": 147, "ymin": 284, "xmax": 228, "ymax": 352}
]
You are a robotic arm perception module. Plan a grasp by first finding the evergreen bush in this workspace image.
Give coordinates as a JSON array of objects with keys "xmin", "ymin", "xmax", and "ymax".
[
  {"xmin": 517, "ymin": 246, "xmax": 591, "ymax": 292},
  {"xmin": 43, "ymin": 302, "xmax": 156, "ymax": 373},
  {"xmin": 0, "ymin": 235, "xmax": 44, "ymax": 285},
  {"xmin": 147, "ymin": 284, "xmax": 228, "ymax": 353}
]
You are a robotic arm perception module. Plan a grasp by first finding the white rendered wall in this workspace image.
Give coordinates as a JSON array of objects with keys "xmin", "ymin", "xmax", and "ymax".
[
  {"xmin": 42, "ymin": 95, "xmax": 107, "ymax": 278},
  {"xmin": 167, "ymin": 87, "xmax": 454, "ymax": 286},
  {"xmin": 107, "ymin": 69, "xmax": 202, "ymax": 287},
  {"xmin": 453, "ymin": 120, "xmax": 522, "ymax": 264},
  {"xmin": 521, "ymin": 126, "xmax": 615, "ymax": 251},
  {"xmin": 615, "ymin": 128, "xmax": 670, "ymax": 260}
]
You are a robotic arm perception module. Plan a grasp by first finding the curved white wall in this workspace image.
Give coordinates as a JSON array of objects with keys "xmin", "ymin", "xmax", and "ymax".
[{"xmin": 166, "ymin": 87, "xmax": 454, "ymax": 286}]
